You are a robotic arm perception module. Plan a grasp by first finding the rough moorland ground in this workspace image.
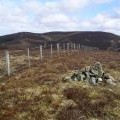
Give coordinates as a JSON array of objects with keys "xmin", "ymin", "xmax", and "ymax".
[{"xmin": 0, "ymin": 50, "xmax": 120, "ymax": 120}]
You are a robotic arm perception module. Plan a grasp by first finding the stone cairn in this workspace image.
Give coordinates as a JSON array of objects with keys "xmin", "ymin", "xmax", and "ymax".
[{"xmin": 63, "ymin": 62, "xmax": 116, "ymax": 86}]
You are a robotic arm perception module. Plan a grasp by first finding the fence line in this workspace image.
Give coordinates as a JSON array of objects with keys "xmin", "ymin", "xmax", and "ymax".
[{"xmin": 0, "ymin": 43, "xmax": 99, "ymax": 77}]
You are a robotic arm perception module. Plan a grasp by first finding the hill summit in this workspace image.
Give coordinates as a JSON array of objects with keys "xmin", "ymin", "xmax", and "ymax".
[{"xmin": 0, "ymin": 31, "xmax": 120, "ymax": 51}]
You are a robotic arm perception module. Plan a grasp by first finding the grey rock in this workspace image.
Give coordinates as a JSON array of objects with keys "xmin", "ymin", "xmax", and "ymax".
[
  {"xmin": 106, "ymin": 79, "xmax": 116, "ymax": 86},
  {"xmin": 89, "ymin": 77, "xmax": 97, "ymax": 85},
  {"xmin": 62, "ymin": 62, "xmax": 117, "ymax": 86},
  {"xmin": 98, "ymin": 78, "xmax": 103, "ymax": 83}
]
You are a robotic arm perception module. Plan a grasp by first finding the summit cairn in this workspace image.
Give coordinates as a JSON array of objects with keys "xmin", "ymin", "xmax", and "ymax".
[{"xmin": 63, "ymin": 62, "xmax": 117, "ymax": 86}]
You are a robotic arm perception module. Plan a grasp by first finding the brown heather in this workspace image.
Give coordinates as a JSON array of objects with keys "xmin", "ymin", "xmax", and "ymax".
[{"xmin": 0, "ymin": 50, "xmax": 120, "ymax": 120}]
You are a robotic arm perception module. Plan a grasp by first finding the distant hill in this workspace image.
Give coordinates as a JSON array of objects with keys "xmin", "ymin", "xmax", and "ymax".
[{"xmin": 0, "ymin": 31, "xmax": 120, "ymax": 51}]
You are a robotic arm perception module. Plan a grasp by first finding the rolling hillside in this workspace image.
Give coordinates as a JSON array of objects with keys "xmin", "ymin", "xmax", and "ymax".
[{"xmin": 0, "ymin": 31, "xmax": 120, "ymax": 51}]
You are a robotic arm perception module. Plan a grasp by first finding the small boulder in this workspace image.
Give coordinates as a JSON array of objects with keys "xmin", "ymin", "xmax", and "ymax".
[
  {"xmin": 106, "ymin": 79, "xmax": 116, "ymax": 86},
  {"xmin": 89, "ymin": 77, "xmax": 97, "ymax": 85},
  {"xmin": 97, "ymin": 78, "xmax": 103, "ymax": 84}
]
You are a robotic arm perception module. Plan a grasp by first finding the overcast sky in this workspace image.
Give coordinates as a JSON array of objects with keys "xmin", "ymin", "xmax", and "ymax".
[{"xmin": 0, "ymin": 0, "xmax": 120, "ymax": 36}]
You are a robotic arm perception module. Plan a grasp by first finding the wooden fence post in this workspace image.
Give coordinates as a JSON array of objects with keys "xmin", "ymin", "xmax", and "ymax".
[
  {"xmin": 79, "ymin": 44, "xmax": 80, "ymax": 53},
  {"xmin": 57, "ymin": 43, "xmax": 60, "ymax": 56},
  {"xmin": 40, "ymin": 45, "xmax": 43, "ymax": 62},
  {"xmin": 5, "ymin": 50, "xmax": 10, "ymax": 76},
  {"xmin": 76, "ymin": 44, "xmax": 78, "ymax": 50},
  {"xmin": 62, "ymin": 43, "xmax": 66, "ymax": 55},
  {"xmin": 79, "ymin": 44, "xmax": 81, "ymax": 50},
  {"xmin": 27, "ymin": 48, "xmax": 31, "ymax": 67},
  {"xmin": 77, "ymin": 44, "xmax": 79, "ymax": 53},
  {"xmin": 71, "ymin": 43, "xmax": 74, "ymax": 52},
  {"xmin": 50, "ymin": 44, "xmax": 53, "ymax": 59},
  {"xmin": 67, "ymin": 43, "xmax": 69, "ymax": 53},
  {"xmin": 74, "ymin": 43, "xmax": 76, "ymax": 51},
  {"xmin": 63, "ymin": 44, "xmax": 66, "ymax": 52}
]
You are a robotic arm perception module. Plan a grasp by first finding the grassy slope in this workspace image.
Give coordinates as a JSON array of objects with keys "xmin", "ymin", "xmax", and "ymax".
[{"xmin": 0, "ymin": 51, "xmax": 120, "ymax": 120}]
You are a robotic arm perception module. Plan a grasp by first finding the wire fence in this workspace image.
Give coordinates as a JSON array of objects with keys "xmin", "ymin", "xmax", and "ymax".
[{"xmin": 0, "ymin": 43, "xmax": 99, "ymax": 77}]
